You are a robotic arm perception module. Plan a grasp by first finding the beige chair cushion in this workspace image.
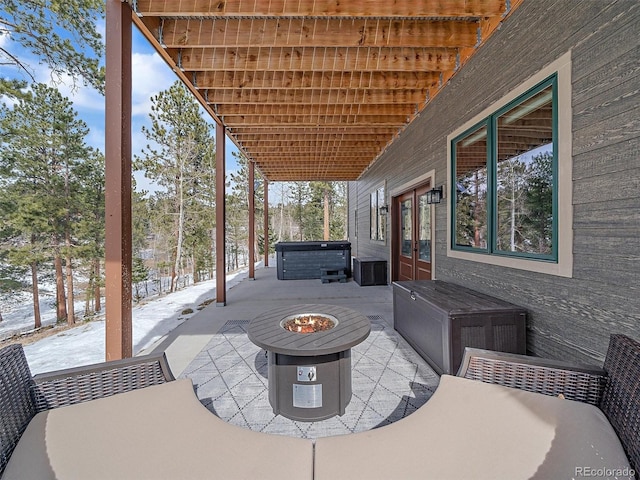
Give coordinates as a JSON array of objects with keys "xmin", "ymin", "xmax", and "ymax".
[
  {"xmin": 315, "ymin": 375, "xmax": 633, "ymax": 480},
  {"xmin": 3, "ymin": 379, "xmax": 313, "ymax": 480}
]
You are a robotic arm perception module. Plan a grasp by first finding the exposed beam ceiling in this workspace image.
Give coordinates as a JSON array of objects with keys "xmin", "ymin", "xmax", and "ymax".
[{"xmin": 132, "ymin": 0, "xmax": 522, "ymax": 181}]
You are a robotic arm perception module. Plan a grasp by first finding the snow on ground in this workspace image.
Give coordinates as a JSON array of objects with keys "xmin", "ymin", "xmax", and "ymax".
[
  {"xmin": 22, "ymin": 267, "xmax": 252, "ymax": 374},
  {"xmin": 1, "ymin": 288, "xmax": 61, "ymax": 339}
]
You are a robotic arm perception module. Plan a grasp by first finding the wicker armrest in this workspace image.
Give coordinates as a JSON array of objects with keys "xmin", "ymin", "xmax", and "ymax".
[
  {"xmin": 32, "ymin": 352, "xmax": 175, "ymax": 412},
  {"xmin": 457, "ymin": 348, "xmax": 606, "ymax": 405}
]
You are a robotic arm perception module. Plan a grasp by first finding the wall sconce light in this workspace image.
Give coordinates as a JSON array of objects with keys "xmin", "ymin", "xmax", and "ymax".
[
  {"xmin": 379, "ymin": 205, "xmax": 389, "ymax": 215},
  {"xmin": 425, "ymin": 186, "xmax": 443, "ymax": 205}
]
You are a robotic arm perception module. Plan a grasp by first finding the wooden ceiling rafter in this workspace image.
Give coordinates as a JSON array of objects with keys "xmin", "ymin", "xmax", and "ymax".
[{"xmin": 132, "ymin": 0, "xmax": 520, "ymax": 181}]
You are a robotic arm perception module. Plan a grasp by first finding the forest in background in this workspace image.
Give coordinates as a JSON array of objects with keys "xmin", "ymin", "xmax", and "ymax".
[{"xmin": 0, "ymin": 79, "xmax": 346, "ymax": 333}]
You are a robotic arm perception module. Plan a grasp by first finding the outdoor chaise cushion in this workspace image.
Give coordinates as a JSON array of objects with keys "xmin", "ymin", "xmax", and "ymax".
[
  {"xmin": 314, "ymin": 375, "xmax": 633, "ymax": 480},
  {"xmin": 2, "ymin": 379, "xmax": 314, "ymax": 480}
]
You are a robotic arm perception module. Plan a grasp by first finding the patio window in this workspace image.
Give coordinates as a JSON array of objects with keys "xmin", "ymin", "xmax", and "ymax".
[
  {"xmin": 370, "ymin": 185, "xmax": 386, "ymax": 242},
  {"xmin": 451, "ymin": 75, "xmax": 557, "ymax": 262}
]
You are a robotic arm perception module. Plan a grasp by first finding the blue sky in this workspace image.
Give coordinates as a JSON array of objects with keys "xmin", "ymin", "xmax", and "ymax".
[{"xmin": 0, "ymin": 20, "xmax": 240, "ymax": 193}]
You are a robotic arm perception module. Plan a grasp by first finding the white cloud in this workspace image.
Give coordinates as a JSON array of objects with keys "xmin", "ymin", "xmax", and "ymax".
[
  {"xmin": 55, "ymin": 76, "xmax": 104, "ymax": 111},
  {"xmin": 131, "ymin": 52, "xmax": 177, "ymax": 117}
]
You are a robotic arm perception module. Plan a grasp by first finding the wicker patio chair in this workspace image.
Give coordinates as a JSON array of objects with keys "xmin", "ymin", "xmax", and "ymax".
[
  {"xmin": 458, "ymin": 334, "xmax": 639, "ymax": 478},
  {"xmin": 0, "ymin": 344, "xmax": 174, "ymax": 476}
]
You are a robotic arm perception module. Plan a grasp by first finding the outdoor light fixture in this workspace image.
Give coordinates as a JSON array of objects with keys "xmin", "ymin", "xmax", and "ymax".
[
  {"xmin": 379, "ymin": 205, "xmax": 389, "ymax": 215},
  {"xmin": 425, "ymin": 186, "xmax": 443, "ymax": 205}
]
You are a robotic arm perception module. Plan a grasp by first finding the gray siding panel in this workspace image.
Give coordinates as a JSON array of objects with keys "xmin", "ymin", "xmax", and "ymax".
[{"xmin": 349, "ymin": 0, "xmax": 640, "ymax": 364}]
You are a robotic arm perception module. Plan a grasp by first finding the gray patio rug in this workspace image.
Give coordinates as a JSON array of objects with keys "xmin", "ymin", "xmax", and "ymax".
[{"xmin": 181, "ymin": 316, "xmax": 440, "ymax": 439}]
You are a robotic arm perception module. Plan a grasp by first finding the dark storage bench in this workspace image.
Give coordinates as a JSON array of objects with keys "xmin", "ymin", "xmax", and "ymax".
[
  {"xmin": 393, "ymin": 280, "xmax": 526, "ymax": 375},
  {"xmin": 353, "ymin": 257, "xmax": 387, "ymax": 286},
  {"xmin": 276, "ymin": 241, "xmax": 351, "ymax": 280}
]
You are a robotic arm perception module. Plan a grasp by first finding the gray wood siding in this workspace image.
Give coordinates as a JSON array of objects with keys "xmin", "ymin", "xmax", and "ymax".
[{"xmin": 349, "ymin": 0, "xmax": 640, "ymax": 363}]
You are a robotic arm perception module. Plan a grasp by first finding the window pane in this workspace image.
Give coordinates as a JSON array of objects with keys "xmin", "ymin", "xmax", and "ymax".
[
  {"xmin": 418, "ymin": 193, "xmax": 431, "ymax": 261},
  {"xmin": 377, "ymin": 186, "xmax": 385, "ymax": 241},
  {"xmin": 496, "ymin": 85, "xmax": 553, "ymax": 255},
  {"xmin": 370, "ymin": 192, "xmax": 377, "ymax": 240},
  {"xmin": 401, "ymin": 199, "xmax": 412, "ymax": 256},
  {"xmin": 454, "ymin": 125, "xmax": 488, "ymax": 249}
]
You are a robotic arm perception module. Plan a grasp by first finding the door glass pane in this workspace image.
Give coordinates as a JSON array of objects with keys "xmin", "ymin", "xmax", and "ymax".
[
  {"xmin": 401, "ymin": 199, "xmax": 412, "ymax": 256},
  {"xmin": 454, "ymin": 125, "xmax": 488, "ymax": 249},
  {"xmin": 370, "ymin": 192, "xmax": 377, "ymax": 240},
  {"xmin": 496, "ymin": 85, "xmax": 554, "ymax": 255},
  {"xmin": 418, "ymin": 193, "xmax": 431, "ymax": 261}
]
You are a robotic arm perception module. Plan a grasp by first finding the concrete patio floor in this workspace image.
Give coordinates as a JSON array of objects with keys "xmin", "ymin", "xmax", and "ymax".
[{"xmin": 148, "ymin": 265, "xmax": 440, "ymax": 439}]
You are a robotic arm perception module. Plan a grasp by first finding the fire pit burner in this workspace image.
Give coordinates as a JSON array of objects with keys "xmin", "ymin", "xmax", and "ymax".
[{"xmin": 280, "ymin": 313, "xmax": 338, "ymax": 334}]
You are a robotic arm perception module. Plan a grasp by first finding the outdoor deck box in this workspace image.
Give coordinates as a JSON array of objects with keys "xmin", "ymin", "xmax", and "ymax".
[
  {"xmin": 393, "ymin": 280, "xmax": 527, "ymax": 375},
  {"xmin": 353, "ymin": 257, "xmax": 387, "ymax": 286},
  {"xmin": 276, "ymin": 241, "xmax": 351, "ymax": 280}
]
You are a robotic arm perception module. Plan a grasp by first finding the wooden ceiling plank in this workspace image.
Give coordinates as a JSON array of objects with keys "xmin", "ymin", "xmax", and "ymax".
[
  {"xmin": 245, "ymin": 148, "xmax": 383, "ymax": 156},
  {"xmin": 159, "ymin": 18, "xmax": 478, "ymax": 49},
  {"xmin": 136, "ymin": 0, "xmax": 506, "ymax": 18},
  {"xmin": 222, "ymin": 114, "xmax": 409, "ymax": 126},
  {"xmin": 173, "ymin": 46, "xmax": 457, "ymax": 72},
  {"xmin": 194, "ymin": 69, "xmax": 439, "ymax": 90},
  {"xmin": 206, "ymin": 88, "xmax": 428, "ymax": 104},
  {"xmin": 215, "ymin": 103, "xmax": 415, "ymax": 116},
  {"xmin": 231, "ymin": 126, "xmax": 398, "ymax": 135},
  {"xmin": 256, "ymin": 161, "xmax": 370, "ymax": 166},
  {"xmin": 236, "ymin": 139, "xmax": 389, "ymax": 146},
  {"xmin": 240, "ymin": 136, "xmax": 387, "ymax": 143}
]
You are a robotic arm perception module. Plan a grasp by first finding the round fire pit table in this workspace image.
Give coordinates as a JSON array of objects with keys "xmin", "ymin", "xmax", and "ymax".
[{"xmin": 248, "ymin": 304, "xmax": 371, "ymax": 422}]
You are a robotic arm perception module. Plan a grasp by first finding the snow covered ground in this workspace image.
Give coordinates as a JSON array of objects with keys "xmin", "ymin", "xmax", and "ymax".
[{"xmin": 13, "ymin": 268, "xmax": 252, "ymax": 374}]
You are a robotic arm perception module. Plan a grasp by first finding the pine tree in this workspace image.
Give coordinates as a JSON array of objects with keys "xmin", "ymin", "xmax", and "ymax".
[
  {"xmin": 289, "ymin": 182, "xmax": 309, "ymax": 240},
  {"xmin": 135, "ymin": 81, "xmax": 216, "ymax": 292},
  {"xmin": 74, "ymin": 150, "xmax": 105, "ymax": 315},
  {"xmin": 0, "ymin": 0, "xmax": 105, "ymax": 95},
  {"xmin": 0, "ymin": 83, "xmax": 93, "ymax": 326},
  {"xmin": 229, "ymin": 151, "xmax": 265, "ymax": 267}
]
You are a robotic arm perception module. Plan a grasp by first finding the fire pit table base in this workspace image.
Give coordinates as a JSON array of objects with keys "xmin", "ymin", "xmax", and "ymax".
[
  {"xmin": 268, "ymin": 350, "xmax": 351, "ymax": 421},
  {"xmin": 248, "ymin": 304, "xmax": 370, "ymax": 422}
]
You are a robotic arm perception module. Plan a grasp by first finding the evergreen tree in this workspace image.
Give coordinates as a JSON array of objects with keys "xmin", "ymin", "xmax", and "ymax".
[
  {"xmin": 74, "ymin": 149, "xmax": 105, "ymax": 315},
  {"xmin": 229, "ymin": 151, "xmax": 265, "ymax": 267},
  {"xmin": 0, "ymin": 0, "xmax": 105, "ymax": 95},
  {"xmin": 135, "ymin": 81, "xmax": 216, "ymax": 292},
  {"xmin": 496, "ymin": 157, "xmax": 527, "ymax": 253},
  {"xmin": 306, "ymin": 182, "xmax": 328, "ymax": 240},
  {"xmin": 523, "ymin": 152, "xmax": 553, "ymax": 254},
  {"xmin": 132, "ymin": 256, "xmax": 149, "ymax": 302},
  {"xmin": 289, "ymin": 182, "xmax": 309, "ymax": 240},
  {"xmin": 225, "ymin": 192, "xmax": 247, "ymax": 271},
  {"xmin": 330, "ymin": 182, "xmax": 348, "ymax": 239},
  {"xmin": 0, "ymin": 83, "xmax": 94, "ymax": 326}
]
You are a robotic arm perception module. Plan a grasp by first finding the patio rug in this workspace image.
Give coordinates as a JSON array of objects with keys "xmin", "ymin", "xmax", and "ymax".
[{"xmin": 181, "ymin": 316, "xmax": 440, "ymax": 439}]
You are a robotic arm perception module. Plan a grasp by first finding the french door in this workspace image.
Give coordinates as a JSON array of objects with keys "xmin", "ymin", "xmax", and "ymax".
[{"xmin": 394, "ymin": 184, "xmax": 432, "ymax": 281}]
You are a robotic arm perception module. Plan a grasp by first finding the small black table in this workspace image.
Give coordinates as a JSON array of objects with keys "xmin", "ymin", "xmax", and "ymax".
[{"xmin": 248, "ymin": 304, "xmax": 370, "ymax": 421}]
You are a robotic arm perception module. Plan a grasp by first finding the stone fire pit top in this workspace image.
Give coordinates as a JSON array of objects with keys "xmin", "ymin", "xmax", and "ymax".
[{"xmin": 247, "ymin": 304, "xmax": 371, "ymax": 356}]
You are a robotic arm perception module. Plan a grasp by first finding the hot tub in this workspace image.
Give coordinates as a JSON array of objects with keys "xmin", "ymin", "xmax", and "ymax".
[{"xmin": 275, "ymin": 241, "xmax": 351, "ymax": 280}]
